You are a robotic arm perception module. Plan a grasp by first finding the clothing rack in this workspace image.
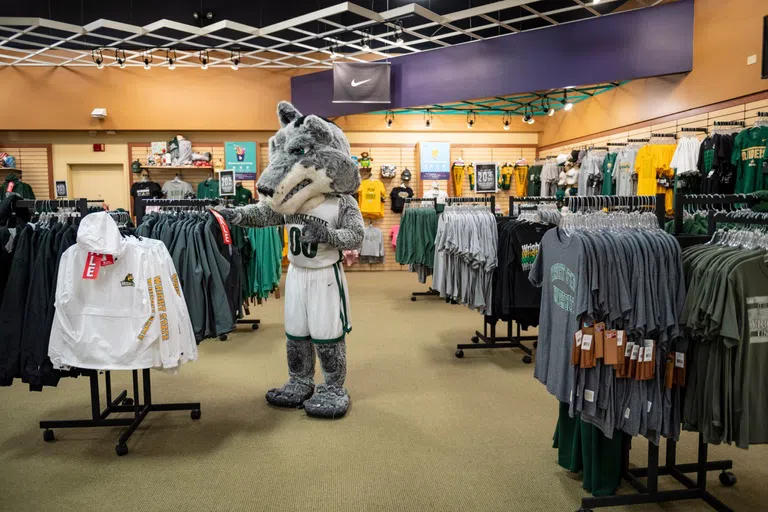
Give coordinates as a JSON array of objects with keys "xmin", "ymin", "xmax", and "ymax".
[
  {"xmin": 403, "ymin": 197, "xmax": 439, "ymax": 301},
  {"xmin": 713, "ymin": 121, "xmax": 745, "ymax": 127},
  {"xmin": 136, "ymin": 197, "xmax": 219, "ymax": 224},
  {"xmin": 680, "ymin": 127, "xmax": 708, "ymax": 133},
  {"xmin": 14, "ymin": 198, "xmax": 202, "ymax": 456},
  {"xmin": 135, "ymin": 197, "xmax": 259, "ymax": 338},
  {"xmin": 650, "ymin": 133, "xmax": 677, "ymax": 139},
  {"xmin": 508, "ymin": 196, "xmax": 562, "ymax": 216},
  {"xmin": 627, "ymin": 138, "xmax": 650, "ymax": 143},
  {"xmin": 707, "ymin": 209, "xmax": 768, "ymax": 235},
  {"xmin": 607, "ymin": 142, "xmax": 626, "ymax": 147},
  {"xmin": 580, "ymin": 435, "xmax": 736, "ymax": 512},
  {"xmin": 567, "ymin": 194, "xmax": 666, "ymax": 228},
  {"xmin": 673, "ymin": 193, "xmax": 759, "ymax": 238},
  {"xmin": 453, "ymin": 195, "xmax": 533, "ymax": 360},
  {"xmin": 589, "ymin": 146, "xmax": 609, "ymax": 151}
]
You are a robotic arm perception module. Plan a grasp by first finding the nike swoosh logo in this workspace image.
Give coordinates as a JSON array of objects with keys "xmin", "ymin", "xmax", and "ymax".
[{"xmin": 351, "ymin": 79, "xmax": 372, "ymax": 87}]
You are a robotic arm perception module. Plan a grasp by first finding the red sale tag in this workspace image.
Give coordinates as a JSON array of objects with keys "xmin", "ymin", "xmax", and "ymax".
[
  {"xmin": 82, "ymin": 252, "xmax": 101, "ymax": 280},
  {"xmin": 101, "ymin": 254, "xmax": 115, "ymax": 266},
  {"xmin": 209, "ymin": 209, "xmax": 232, "ymax": 245},
  {"xmin": 6, "ymin": 182, "xmax": 14, "ymax": 194}
]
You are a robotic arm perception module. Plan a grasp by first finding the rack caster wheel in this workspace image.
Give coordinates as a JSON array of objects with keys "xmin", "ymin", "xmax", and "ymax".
[
  {"xmin": 252, "ymin": 323, "xmax": 259, "ymax": 330},
  {"xmin": 410, "ymin": 297, "xmax": 417, "ymax": 302},
  {"xmin": 455, "ymin": 349, "xmax": 464, "ymax": 358},
  {"xmin": 115, "ymin": 443, "xmax": 129, "ymax": 456},
  {"xmin": 522, "ymin": 355, "xmax": 532, "ymax": 364},
  {"xmin": 123, "ymin": 397, "xmax": 134, "ymax": 406},
  {"xmin": 719, "ymin": 471, "xmax": 737, "ymax": 487},
  {"xmin": 219, "ymin": 334, "xmax": 228, "ymax": 341},
  {"xmin": 471, "ymin": 336, "xmax": 479, "ymax": 343},
  {"xmin": 43, "ymin": 429, "xmax": 55, "ymax": 442},
  {"xmin": 191, "ymin": 409, "xmax": 202, "ymax": 420}
]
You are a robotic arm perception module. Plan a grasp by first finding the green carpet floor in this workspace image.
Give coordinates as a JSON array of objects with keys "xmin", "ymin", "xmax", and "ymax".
[{"xmin": 0, "ymin": 272, "xmax": 765, "ymax": 511}]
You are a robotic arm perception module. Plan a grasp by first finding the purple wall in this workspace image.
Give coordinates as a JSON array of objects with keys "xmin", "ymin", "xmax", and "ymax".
[{"xmin": 291, "ymin": 0, "xmax": 694, "ymax": 117}]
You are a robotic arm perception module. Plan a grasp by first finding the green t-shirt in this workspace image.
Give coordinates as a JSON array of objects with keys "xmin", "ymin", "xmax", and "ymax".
[
  {"xmin": 527, "ymin": 165, "xmax": 542, "ymax": 196},
  {"xmin": 196, "ymin": 179, "xmax": 219, "ymax": 199},
  {"xmin": 601, "ymin": 153, "xmax": 618, "ymax": 195},
  {"xmin": 234, "ymin": 184, "xmax": 253, "ymax": 206},
  {"xmin": 720, "ymin": 257, "xmax": 768, "ymax": 448},
  {"xmin": 731, "ymin": 126, "xmax": 768, "ymax": 194}
]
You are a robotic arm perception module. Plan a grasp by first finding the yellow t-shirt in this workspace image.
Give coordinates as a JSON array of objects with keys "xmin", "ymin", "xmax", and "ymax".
[
  {"xmin": 451, "ymin": 163, "xmax": 465, "ymax": 196},
  {"xmin": 467, "ymin": 164, "xmax": 475, "ymax": 191},
  {"xmin": 358, "ymin": 178, "xmax": 387, "ymax": 219},
  {"xmin": 635, "ymin": 145, "xmax": 676, "ymax": 213},
  {"xmin": 513, "ymin": 165, "xmax": 528, "ymax": 194}
]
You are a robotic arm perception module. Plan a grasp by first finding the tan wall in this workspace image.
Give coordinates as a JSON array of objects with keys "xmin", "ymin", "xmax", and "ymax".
[
  {"xmin": 539, "ymin": 0, "xmax": 768, "ymax": 146},
  {"xmin": 0, "ymin": 67, "xmax": 291, "ymax": 131},
  {"xmin": 52, "ymin": 143, "xmax": 130, "ymax": 209}
]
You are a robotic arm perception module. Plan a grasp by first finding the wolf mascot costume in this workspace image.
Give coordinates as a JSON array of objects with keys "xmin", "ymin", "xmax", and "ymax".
[{"xmin": 220, "ymin": 102, "xmax": 364, "ymax": 418}]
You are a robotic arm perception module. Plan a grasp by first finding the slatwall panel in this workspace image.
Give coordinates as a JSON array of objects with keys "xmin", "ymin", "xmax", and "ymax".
[
  {"xmin": 452, "ymin": 146, "xmax": 538, "ymax": 214},
  {"xmin": 129, "ymin": 142, "xmax": 257, "ymax": 198},
  {"xmin": 349, "ymin": 145, "xmax": 419, "ymax": 272},
  {"xmin": 539, "ymin": 98, "xmax": 768, "ymax": 158},
  {"xmin": 0, "ymin": 145, "xmax": 50, "ymax": 199}
]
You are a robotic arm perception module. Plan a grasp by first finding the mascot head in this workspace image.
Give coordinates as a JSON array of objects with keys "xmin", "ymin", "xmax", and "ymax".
[{"xmin": 256, "ymin": 101, "xmax": 360, "ymax": 215}]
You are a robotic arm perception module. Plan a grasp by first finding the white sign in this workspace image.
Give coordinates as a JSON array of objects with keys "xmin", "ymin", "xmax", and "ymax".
[
  {"xmin": 55, "ymin": 180, "xmax": 68, "ymax": 198},
  {"xmin": 474, "ymin": 162, "xmax": 498, "ymax": 193},
  {"xmin": 218, "ymin": 169, "xmax": 235, "ymax": 196}
]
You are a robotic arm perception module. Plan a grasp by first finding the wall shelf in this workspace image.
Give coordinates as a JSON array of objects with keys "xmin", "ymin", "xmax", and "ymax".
[{"xmin": 140, "ymin": 165, "xmax": 213, "ymax": 170}]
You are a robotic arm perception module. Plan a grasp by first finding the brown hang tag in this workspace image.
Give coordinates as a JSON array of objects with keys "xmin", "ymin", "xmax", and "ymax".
[
  {"xmin": 629, "ymin": 344, "xmax": 640, "ymax": 379},
  {"xmin": 644, "ymin": 340, "xmax": 655, "ymax": 380},
  {"xmin": 665, "ymin": 355, "xmax": 674, "ymax": 389},
  {"xmin": 674, "ymin": 351, "xmax": 686, "ymax": 387},
  {"xmin": 604, "ymin": 330, "xmax": 618, "ymax": 365},
  {"xmin": 580, "ymin": 333, "xmax": 594, "ymax": 369},
  {"xmin": 594, "ymin": 322, "xmax": 606, "ymax": 359},
  {"xmin": 572, "ymin": 330, "xmax": 583, "ymax": 366}
]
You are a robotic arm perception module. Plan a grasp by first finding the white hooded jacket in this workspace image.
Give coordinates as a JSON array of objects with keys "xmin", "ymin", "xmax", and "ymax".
[{"xmin": 48, "ymin": 212, "xmax": 196, "ymax": 371}]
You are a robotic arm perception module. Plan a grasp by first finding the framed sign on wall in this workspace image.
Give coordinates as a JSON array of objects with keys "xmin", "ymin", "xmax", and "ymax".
[
  {"xmin": 218, "ymin": 169, "xmax": 235, "ymax": 196},
  {"xmin": 763, "ymin": 15, "xmax": 767, "ymax": 79},
  {"xmin": 474, "ymin": 163, "xmax": 498, "ymax": 194}
]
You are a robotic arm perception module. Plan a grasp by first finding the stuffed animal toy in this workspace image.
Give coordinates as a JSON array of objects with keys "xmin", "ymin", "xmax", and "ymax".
[{"xmin": 219, "ymin": 102, "xmax": 364, "ymax": 418}]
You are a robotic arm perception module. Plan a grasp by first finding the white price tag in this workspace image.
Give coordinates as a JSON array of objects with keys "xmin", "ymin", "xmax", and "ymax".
[
  {"xmin": 644, "ymin": 340, "xmax": 654, "ymax": 362},
  {"xmin": 630, "ymin": 345, "xmax": 640, "ymax": 361},
  {"xmin": 584, "ymin": 389, "xmax": 595, "ymax": 403},
  {"xmin": 647, "ymin": 401, "xmax": 652, "ymax": 413},
  {"xmin": 625, "ymin": 341, "xmax": 633, "ymax": 357},
  {"xmin": 575, "ymin": 330, "xmax": 583, "ymax": 347},
  {"xmin": 581, "ymin": 334, "xmax": 593, "ymax": 351},
  {"xmin": 624, "ymin": 408, "xmax": 631, "ymax": 419},
  {"xmin": 617, "ymin": 330, "xmax": 625, "ymax": 347},
  {"xmin": 675, "ymin": 352, "xmax": 685, "ymax": 368}
]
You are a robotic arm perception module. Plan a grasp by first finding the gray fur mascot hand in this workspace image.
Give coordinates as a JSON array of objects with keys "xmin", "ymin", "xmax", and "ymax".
[{"xmin": 226, "ymin": 102, "xmax": 364, "ymax": 418}]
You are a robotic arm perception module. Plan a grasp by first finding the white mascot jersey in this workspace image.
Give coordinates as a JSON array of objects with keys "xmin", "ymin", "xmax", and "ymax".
[{"xmin": 283, "ymin": 196, "xmax": 342, "ymax": 269}]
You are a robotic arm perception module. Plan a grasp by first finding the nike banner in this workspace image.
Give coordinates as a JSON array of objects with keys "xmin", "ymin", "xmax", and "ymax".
[{"xmin": 333, "ymin": 62, "xmax": 391, "ymax": 104}]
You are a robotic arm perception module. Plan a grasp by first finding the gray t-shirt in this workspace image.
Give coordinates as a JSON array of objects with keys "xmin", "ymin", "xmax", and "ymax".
[
  {"xmin": 529, "ymin": 228, "xmax": 590, "ymax": 404},
  {"xmin": 361, "ymin": 226, "xmax": 383, "ymax": 257},
  {"xmin": 162, "ymin": 179, "xmax": 194, "ymax": 200}
]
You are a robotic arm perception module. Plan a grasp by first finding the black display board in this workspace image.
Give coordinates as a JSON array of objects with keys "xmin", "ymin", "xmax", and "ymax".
[
  {"xmin": 763, "ymin": 16, "xmax": 768, "ymax": 79},
  {"xmin": 474, "ymin": 163, "xmax": 498, "ymax": 194}
]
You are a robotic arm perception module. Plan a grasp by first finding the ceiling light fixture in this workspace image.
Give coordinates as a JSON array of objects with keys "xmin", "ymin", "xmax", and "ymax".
[
  {"xmin": 548, "ymin": 99, "xmax": 556, "ymax": 117},
  {"xmin": 142, "ymin": 50, "xmax": 153, "ymax": 70},
  {"xmin": 466, "ymin": 110, "xmax": 476, "ymax": 129},
  {"xmin": 503, "ymin": 112, "xmax": 512, "ymax": 131},
  {"xmin": 362, "ymin": 32, "xmax": 371, "ymax": 52},
  {"xmin": 230, "ymin": 49, "xmax": 241, "ymax": 70},
  {"xmin": 199, "ymin": 50, "xmax": 209, "ymax": 70},
  {"xmin": 92, "ymin": 48, "xmax": 103, "ymax": 69},
  {"xmin": 593, "ymin": 0, "xmax": 602, "ymax": 4},
  {"xmin": 395, "ymin": 21, "xmax": 404, "ymax": 45},
  {"xmin": 330, "ymin": 45, "xmax": 340, "ymax": 59},
  {"xmin": 424, "ymin": 110, "xmax": 433, "ymax": 129},
  {"xmin": 166, "ymin": 48, "xmax": 177, "ymax": 70},
  {"xmin": 563, "ymin": 90, "xmax": 574, "ymax": 111},
  {"xmin": 114, "ymin": 48, "xmax": 126, "ymax": 69}
]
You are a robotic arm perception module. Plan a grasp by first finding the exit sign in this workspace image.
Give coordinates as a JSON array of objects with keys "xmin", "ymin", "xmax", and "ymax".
[{"xmin": 93, "ymin": 144, "xmax": 105, "ymax": 152}]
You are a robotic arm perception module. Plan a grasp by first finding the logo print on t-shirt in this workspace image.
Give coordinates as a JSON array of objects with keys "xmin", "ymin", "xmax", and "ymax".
[{"xmin": 121, "ymin": 274, "xmax": 135, "ymax": 287}]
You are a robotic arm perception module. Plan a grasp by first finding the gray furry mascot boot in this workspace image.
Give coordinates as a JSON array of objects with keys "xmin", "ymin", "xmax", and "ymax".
[{"xmin": 219, "ymin": 101, "xmax": 363, "ymax": 418}]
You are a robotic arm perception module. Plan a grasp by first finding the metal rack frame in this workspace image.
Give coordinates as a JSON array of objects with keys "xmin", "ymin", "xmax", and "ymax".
[
  {"xmin": 403, "ymin": 197, "xmax": 440, "ymax": 301},
  {"xmin": 40, "ymin": 370, "xmax": 201, "ymax": 457},
  {"xmin": 672, "ymin": 194, "xmax": 760, "ymax": 248},
  {"xmin": 508, "ymin": 195, "xmax": 563, "ymax": 216}
]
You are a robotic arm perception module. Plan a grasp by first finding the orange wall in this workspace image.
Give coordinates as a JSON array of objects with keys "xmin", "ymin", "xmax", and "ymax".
[
  {"xmin": 0, "ymin": 67, "xmax": 292, "ymax": 131},
  {"xmin": 539, "ymin": 0, "xmax": 768, "ymax": 146}
]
